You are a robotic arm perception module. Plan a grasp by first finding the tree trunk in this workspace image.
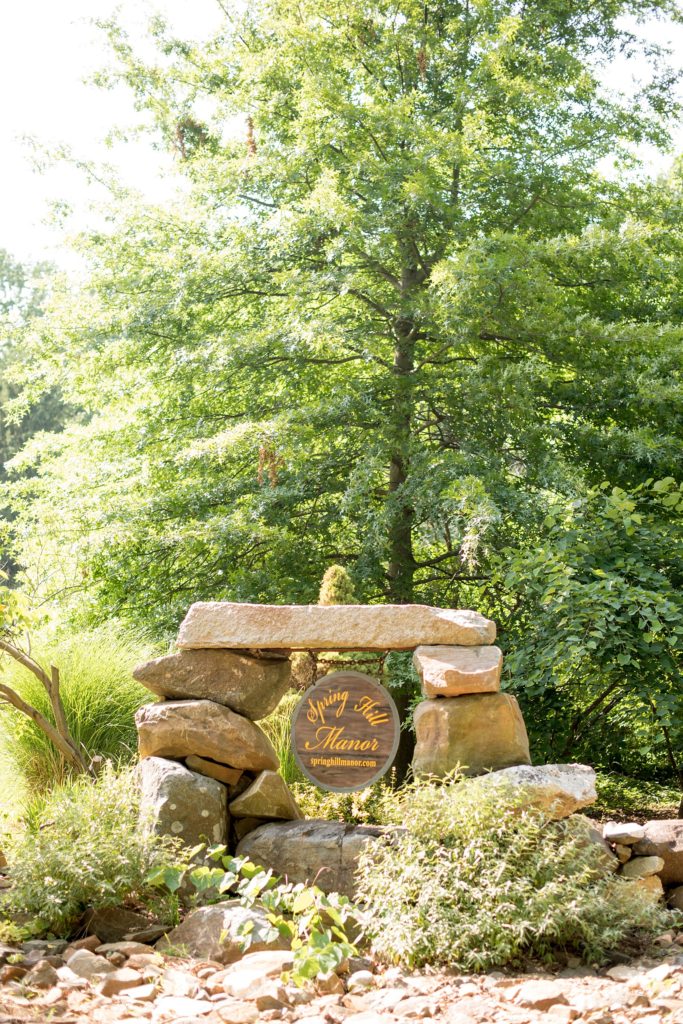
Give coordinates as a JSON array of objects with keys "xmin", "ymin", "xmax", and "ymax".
[
  {"xmin": 386, "ymin": 267, "xmax": 419, "ymax": 606},
  {"xmin": 385, "ymin": 264, "xmax": 421, "ymax": 782}
]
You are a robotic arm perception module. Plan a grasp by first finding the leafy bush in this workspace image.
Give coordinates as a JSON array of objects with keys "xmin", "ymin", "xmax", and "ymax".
[
  {"xmin": 149, "ymin": 844, "xmax": 357, "ymax": 986},
  {"xmin": 3, "ymin": 765, "xmax": 181, "ymax": 937},
  {"xmin": 0, "ymin": 626, "xmax": 153, "ymax": 792},
  {"xmin": 355, "ymin": 775, "xmax": 670, "ymax": 971},
  {"xmin": 291, "ymin": 775, "xmax": 397, "ymax": 824}
]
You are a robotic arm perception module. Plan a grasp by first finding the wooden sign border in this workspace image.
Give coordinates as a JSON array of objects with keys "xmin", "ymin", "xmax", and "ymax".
[{"xmin": 291, "ymin": 670, "xmax": 401, "ymax": 793}]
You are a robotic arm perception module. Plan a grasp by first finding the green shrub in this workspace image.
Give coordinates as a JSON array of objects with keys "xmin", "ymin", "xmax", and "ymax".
[
  {"xmin": 3, "ymin": 764, "xmax": 181, "ymax": 937},
  {"xmin": 0, "ymin": 625, "xmax": 153, "ymax": 793},
  {"xmin": 291, "ymin": 775, "xmax": 398, "ymax": 823},
  {"xmin": 355, "ymin": 775, "xmax": 671, "ymax": 970}
]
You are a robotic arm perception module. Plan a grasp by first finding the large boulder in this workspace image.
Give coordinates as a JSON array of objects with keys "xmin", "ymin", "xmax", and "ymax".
[
  {"xmin": 633, "ymin": 820, "xmax": 683, "ymax": 886},
  {"xmin": 471, "ymin": 763, "xmax": 597, "ymax": 820},
  {"xmin": 412, "ymin": 693, "xmax": 530, "ymax": 777},
  {"xmin": 229, "ymin": 771, "xmax": 302, "ymax": 821},
  {"xmin": 133, "ymin": 649, "xmax": 291, "ymax": 720},
  {"xmin": 413, "ymin": 645, "xmax": 503, "ymax": 697},
  {"xmin": 156, "ymin": 902, "xmax": 288, "ymax": 963},
  {"xmin": 177, "ymin": 602, "xmax": 496, "ymax": 650},
  {"xmin": 139, "ymin": 756, "xmax": 228, "ymax": 847},
  {"xmin": 236, "ymin": 820, "xmax": 388, "ymax": 897},
  {"xmin": 136, "ymin": 700, "xmax": 279, "ymax": 771}
]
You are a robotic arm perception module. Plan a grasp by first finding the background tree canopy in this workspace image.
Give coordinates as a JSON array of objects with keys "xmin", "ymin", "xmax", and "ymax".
[{"xmin": 3, "ymin": 0, "xmax": 683, "ymax": 782}]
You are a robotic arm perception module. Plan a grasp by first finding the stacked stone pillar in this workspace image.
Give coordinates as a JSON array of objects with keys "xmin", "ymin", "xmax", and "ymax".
[
  {"xmin": 133, "ymin": 648, "xmax": 302, "ymax": 852},
  {"xmin": 411, "ymin": 644, "xmax": 531, "ymax": 777}
]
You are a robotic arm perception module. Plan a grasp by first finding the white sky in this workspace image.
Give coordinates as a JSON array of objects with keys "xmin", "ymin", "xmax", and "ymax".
[
  {"xmin": 0, "ymin": 0, "xmax": 223, "ymax": 266},
  {"xmin": 1, "ymin": 1, "xmax": 682, "ymax": 268}
]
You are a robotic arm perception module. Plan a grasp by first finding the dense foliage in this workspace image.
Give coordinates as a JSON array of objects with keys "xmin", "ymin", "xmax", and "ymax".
[
  {"xmin": 1, "ymin": 0, "xmax": 682, "ymax": 784},
  {"xmin": 3, "ymin": 766, "xmax": 181, "ymax": 937},
  {"xmin": 355, "ymin": 774, "xmax": 671, "ymax": 969}
]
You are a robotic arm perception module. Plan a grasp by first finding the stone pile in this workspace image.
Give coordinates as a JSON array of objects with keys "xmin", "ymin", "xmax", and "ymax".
[
  {"xmin": 411, "ymin": 641, "xmax": 531, "ymax": 776},
  {"xmin": 2, "ymin": 923, "xmax": 683, "ymax": 1024},
  {"xmin": 135, "ymin": 601, "xmax": 502, "ymax": 849},
  {"xmin": 603, "ymin": 819, "xmax": 683, "ymax": 908},
  {"xmin": 133, "ymin": 646, "xmax": 303, "ymax": 851}
]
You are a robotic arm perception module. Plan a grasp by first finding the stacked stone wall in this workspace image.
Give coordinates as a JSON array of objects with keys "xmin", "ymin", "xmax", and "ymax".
[{"xmin": 133, "ymin": 601, "xmax": 506, "ymax": 852}]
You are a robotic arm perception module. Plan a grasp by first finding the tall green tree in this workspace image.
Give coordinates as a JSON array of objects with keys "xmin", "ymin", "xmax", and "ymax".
[{"xmin": 7, "ymin": 0, "xmax": 683, "ymax": 633}]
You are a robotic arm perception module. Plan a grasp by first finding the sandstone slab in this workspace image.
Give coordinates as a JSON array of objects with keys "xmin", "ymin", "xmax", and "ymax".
[
  {"xmin": 412, "ymin": 694, "xmax": 530, "ymax": 777},
  {"xmin": 133, "ymin": 648, "xmax": 291, "ymax": 720},
  {"xmin": 413, "ymin": 645, "xmax": 502, "ymax": 697},
  {"xmin": 471, "ymin": 764, "xmax": 597, "ymax": 819},
  {"xmin": 178, "ymin": 602, "xmax": 496, "ymax": 650},
  {"xmin": 633, "ymin": 820, "xmax": 683, "ymax": 885},
  {"xmin": 229, "ymin": 770, "xmax": 302, "ymax": 821},
  {"xmin": 186, "ymin": 756, "xmax": 243, "ymax": 787},
  {"xmin": 136, "ymin": 700, "xmax": 279, "ymax": 771},
  {"xmin": 236, "ymin": 819, "xmax": 388, "ymax": 897},
  {"xmin": 156, "ymin": 902, "xmax": 288, "ymax": 964},
  {"xmin": 139, "ymin": 756, "xmax": 228, "ymax": 847}
]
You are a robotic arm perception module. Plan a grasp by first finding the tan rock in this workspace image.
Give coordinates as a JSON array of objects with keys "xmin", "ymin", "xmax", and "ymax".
[
  {"xmin": 633, "ymin": 874, "xmax": 664, "ymax": 900},
  {"xmin": 97, "ymin": 967, "xmax": 144, "ymax": 997},
  {"xmin": 513, "ymin": 980, "xmax": 568, "ymax": 1010},
  {"xmin": 633, "ymin": 820, "xmax": 683, "ymax": 885},
  {"xmin": 186, "ymin": 756, "xmax": 243, "ymax": 787},
  {"xmin": 177, "ymin": 602, "xmax": 496, "ymax": 650},
  {"xmin": 136, "ymin": 700, "xmax": 279, "ymax": 771},
  {"xmin": 621, "ymin": 855, "xmax": 665, "ymax": 879},
  {"xmin": 214, "ymin": 998, "xmax": 260, "ymax": 1023},
  {"xmin": 413, "ymin": 645, "xmax": 502, "ymax": 697},
  {"xmin": 220, "ymin": 951, "xmax": 294, "ymax": 999},
  {"xmin": 133, "ymin": 649, "xmax": 291, "ymax": 720},
  {"xmin": 95, "ymin": 942, "xmax": 156, "ymax": 957},
  {"xmin": 155, "ymin": 902, "xmax": 288, "ymax": 964},
  {"xmin": 615, "ymin": 843, "xmax": 632, "ymax": 863},
  {"xmin": 66, "ymin": 949, "xmax": 117, "ymax": 980},
  {"xmin": 471, "ymin": 764, "xmax": 597, "ymax": 820},
  {"xmin": 229, "ymin": 771, "xmax": 303, "ymax": 821},
  {"xmin": 412, "ymin": 694, "xmax": 530, "ymax": 777},
  {"xmin": 236, "ymin": 820, "xmax": 388, "ymax": 897}
]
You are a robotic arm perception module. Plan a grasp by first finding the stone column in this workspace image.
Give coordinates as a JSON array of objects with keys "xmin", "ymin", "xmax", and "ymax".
[
  {"xmin": 411, "ymin": 644, "xmax": 531, "ymax": 777},
  {"xmin": 133, "ymin": 648, "xmax": 302, "ymax": 851}
]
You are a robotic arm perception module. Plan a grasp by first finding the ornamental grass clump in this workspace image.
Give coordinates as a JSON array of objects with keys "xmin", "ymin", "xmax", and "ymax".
[
  {"xmin": 0, "ymin": 625, "xmax": 151, "ymax": 793},
  {"xmin": 355, "ymin": 775, "xmax": 670, "ymax": 970}
]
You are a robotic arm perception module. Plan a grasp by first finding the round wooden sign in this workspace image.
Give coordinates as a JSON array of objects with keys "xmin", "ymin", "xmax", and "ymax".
[{"xmin": 291, "ymin": 671, "xmax": 400, "ymax": 793}]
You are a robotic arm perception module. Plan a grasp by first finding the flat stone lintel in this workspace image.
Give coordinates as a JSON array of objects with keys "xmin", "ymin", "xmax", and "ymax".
[{"xmin": 177, "ymin": 602, "xmax": 496, "ymax": 650}]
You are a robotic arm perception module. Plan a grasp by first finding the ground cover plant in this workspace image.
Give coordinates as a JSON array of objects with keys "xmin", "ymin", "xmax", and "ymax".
[{"xmin": 355, "ymin": 775, "xmax": 672, "ymax": 970}]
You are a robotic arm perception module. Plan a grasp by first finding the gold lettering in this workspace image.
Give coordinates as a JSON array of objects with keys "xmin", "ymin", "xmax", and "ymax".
[{"xmin": 353, "ymin": 695, "xmax": 390, "ymax": 726}]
